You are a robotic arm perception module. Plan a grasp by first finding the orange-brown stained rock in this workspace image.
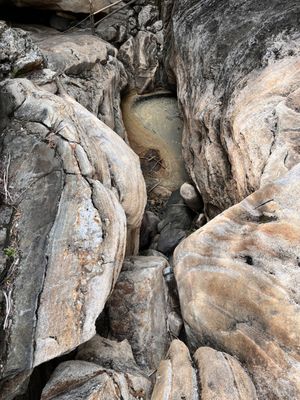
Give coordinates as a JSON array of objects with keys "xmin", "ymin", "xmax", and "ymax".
[
  {"xmin": 151, "ymin": 340, "xmax": 257, "ymax": 400},
  {"xmin": 194, "ymin": 347, "xmax": 257, "ymax": 400},
  {"xmin": 174, "ymin": 164, "xmax": 300, "ymax": 399}
]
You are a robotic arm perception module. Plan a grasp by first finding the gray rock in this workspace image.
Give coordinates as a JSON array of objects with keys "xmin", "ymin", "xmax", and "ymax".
[
  {"xmin": 167, "ymin": 311, "xmax": 183, "ymax": 338},
  {"xmin": 194, "ymin": 213, "xmax": 206, "ymax": 228},
  {"xmin": 140, "ymin": 249, "xmax": 168, "ymax": 260},
  {"xmin": 41, "ymin": 360, "xmax": 151, "ymax": 400},
  {"xmin": 2, "ymin": 0, "xmax": 120, "ymax": 14},
  {"xmin": 0, "ymin": 21, "xmax": 43, "ymax": 80},
  {"xmin": 138, "ymin": 5, "xmax": 159, "ymax": 30},
  {"xmin": 139, "ymin": 211, "xmax": 160, "ymax": 250},
  {"xmin": 180, "ymin": 182, "xmax": 203, "ymax": 212},
  {"xmin": 108, "ymin": 256, "xmax": 171, "ymax": 372},
  {"xmin": 157, "ymin": 227, "xmax": 186, "ymax": 255},
  {"xmin": 27, "ymin": 29, "xmax": 128, "ymax": 138},
  {"xmin": 0, "ymin": 78, "xmax": 146, "ymax": 384},
  {"xmin": 118, "ymin": 31, "xmax": 160, "ymax": 93},
  {"xmin": 76, "ymin": 335, "xmax": 143, "ymax": 376}
]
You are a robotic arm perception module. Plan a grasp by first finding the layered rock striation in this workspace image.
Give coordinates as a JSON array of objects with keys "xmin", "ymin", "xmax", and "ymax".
[
  {"xmin": 174, "ymin": 165, "xmax": 300, "ymax": 399},
  {"xmin": 0, "ymin": 77, "xmax": 146, "ymax": 387},
  {"xmin": 165, "ymin": 0, "xmax": 300, "ymax": 218}
]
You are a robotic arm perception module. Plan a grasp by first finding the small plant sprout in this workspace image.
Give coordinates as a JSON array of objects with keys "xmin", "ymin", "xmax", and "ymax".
[{"xmin": 4, "ymin": 247, "xmax": 17, "ymax": 259}]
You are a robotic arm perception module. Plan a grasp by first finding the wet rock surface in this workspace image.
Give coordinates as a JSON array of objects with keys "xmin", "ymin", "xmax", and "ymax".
[{"xmin": 122, "ymin": 92, "xmax": 187, "ymax": 197}]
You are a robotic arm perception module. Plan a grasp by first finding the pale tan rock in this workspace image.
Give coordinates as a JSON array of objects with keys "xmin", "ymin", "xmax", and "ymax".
[
  {"xmin": 194, "ymin": 347, "xmax": 257, "ymax": 400},
  {"xmin": 174, "ymin": 165, "xmax": 300, "ymax": 399},
  {"xmin": 108, "ymin": 256, "xmax": 171, "ymax": 372},
  {"xmin": 0, "ymin": 78, "xmax": 146, "ymax": 380},
  {"xmin": 151, "ymin": 340, "xmax": 198, "ymax": 400}
]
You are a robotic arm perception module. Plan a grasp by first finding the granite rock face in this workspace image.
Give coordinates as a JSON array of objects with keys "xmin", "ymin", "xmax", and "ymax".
[
  {"xmin": 28, "ymin": 30, "xmax": 128, "ymax": 139},
  {"xmin": 41, "ymin": 360, "xmax": 151, "ymax": 400},
  {"xmin": 108, "ymin": 256, "xmax": 171, "ymax": 372},
  {"xmin": 118, "ymin": 31, "xmax": 160, "ymax": 94},
  {"xmin": 0, "ymin": 78, "xmax": 146, "ymax": 384},
  {"xmin": 0, "ymin": 21, "xmax": 43, "ymax": 80},
  {"xmin": 151, "ymin": 340, "xmax": 257, "ymax": 400},
  {"xmin": 165, "ymin": 0, "xmax": 300, "ymax": 218},
  {"xmin": 76, "ymin": 335, "xmax": 143, "ymax": 376},
  {"xmin": 174, "ymin": 165, "xmax": 300, "ymax": 399}
]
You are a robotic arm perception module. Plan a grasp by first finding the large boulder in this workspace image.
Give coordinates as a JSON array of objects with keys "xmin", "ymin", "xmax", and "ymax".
[
  {"xmin": 76, "ymin": 335, "xmax": 143, "ymax": 376},
  {"xmin": 174, "ymin": 165, "xmax": 300, "ymax": 399},
  {"xmin": 0, "ymin": 78, "xmax": 146, "ymax": 385},
  {"xmin": 0, "ymin": 21, "xmax": 43, "ymax": 80},
  {"xmin": 151, "ymin": 340, "xmax": 257, "ymax": 400},
  {"xmin": 27, "ymin": 29, "xmax": 128, "ymax": 139},
  {"xmin": 41, "ymin": 360, "xmax": 151, "ymax": 400},
  {"xmin": 108, "ymin": 256, "xmax": 171, "ymax": 372},
  {"xmin": 164, "ymin": 0, "xmax": 300, "ymax": 218}
]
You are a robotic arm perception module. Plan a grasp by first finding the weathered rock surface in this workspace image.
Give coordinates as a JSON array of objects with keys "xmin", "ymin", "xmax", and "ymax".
[
  {"xmin": 1, "ymin": 0, "xmax": 117, "ymax": 14},
  {"xmin": 174, "ymin": 165, "xmax": 300, "ymax": 399},
  {"xmin": 139, "ymin": 211, "xmax": 160, "ymax": 251},
  {"xmin": 0, "ymin": 78, "xmax": 145, "ymax": 384},
  {"xmin": 165, "ymin": 0, "xmax": 300, "ymax": 217},
  {"xmin": 119, "ymin": 31, "xmax": 160, "ymax": 93},
  {"xmin": 41, "ymin": 360, "xmax": 151, "ymax": 400},
  {"xmin": 0, "ymin": 21, "xmax": 43, "ymax": 80},
  {"xmin": 180, "ymin": 182, "xmax": 203, "ymax": 213},
  {"xmin": 151, "ymin": 340, "xmax": 257, "ymax": 400},
  {"xmin": 28, "ymin": 29, "xmax": 128, "ymax": 138},
  {"xmin": 108, "ymin": 256, "xmax": 171, "ymax": 372},
  {"xmin": 76, "ymin": 335, "xmax": 143, "ymax": 376},
  {"xmin": 157, "ymin": 190, "xmax": 194, "ymax": 255}
]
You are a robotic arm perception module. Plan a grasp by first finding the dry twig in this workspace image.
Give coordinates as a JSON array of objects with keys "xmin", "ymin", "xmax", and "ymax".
[{"xmin": 3, "ymin": 288, "xmax": 12, "ymax": 330}]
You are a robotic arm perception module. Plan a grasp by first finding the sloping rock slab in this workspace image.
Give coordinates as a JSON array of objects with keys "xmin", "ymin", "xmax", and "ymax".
[
  {"xmin": 174, "ymin": 165, "xmax": 300, "ymax": 399},
  {"xmin": 41, "ymin": 360, "xmax": 151, "ymax": 400},
  {"xmin": 108, "ymin": 256, "xmax": 171, "ymax": 372}
]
